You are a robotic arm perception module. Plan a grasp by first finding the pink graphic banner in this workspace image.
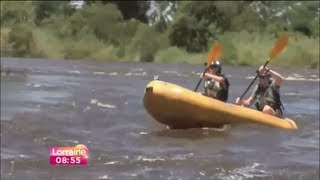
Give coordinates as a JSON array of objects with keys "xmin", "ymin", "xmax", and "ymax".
[{"xmin": 50, "ymin": 144, "xmax": 89, "ymax": 165}]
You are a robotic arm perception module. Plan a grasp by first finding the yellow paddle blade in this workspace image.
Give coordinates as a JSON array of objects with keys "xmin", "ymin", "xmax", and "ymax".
[
  {"xmin": 269, "ymin": 34, "xmax": 289, "ymax": 60},
  {"xmin": 206, "ymin": 43, "xmax": 223, "ymax": 68}
]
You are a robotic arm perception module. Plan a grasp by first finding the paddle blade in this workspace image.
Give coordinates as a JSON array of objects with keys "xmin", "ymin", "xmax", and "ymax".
[
  {"xmin": 207, "ymin": 44, "xmax": 223, "ymax": 67},
  {"xmin": 269, "ymin": 34, "xmax": 289, "ymax": 60}
]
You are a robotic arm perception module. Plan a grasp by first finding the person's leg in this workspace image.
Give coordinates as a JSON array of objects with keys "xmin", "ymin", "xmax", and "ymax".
[{"xmin": 262, "ymin": 105, "xmax": 276, "ymax": 116}]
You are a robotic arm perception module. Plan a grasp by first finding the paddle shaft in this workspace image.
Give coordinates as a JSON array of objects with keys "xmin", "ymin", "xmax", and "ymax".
[
  {"xmin": 194, "ymin": 67, "xmax": 210, "ymax": 92},
  {"xmin": 239, "ymin": 59, "xmax": 270, "ymax": 99}
]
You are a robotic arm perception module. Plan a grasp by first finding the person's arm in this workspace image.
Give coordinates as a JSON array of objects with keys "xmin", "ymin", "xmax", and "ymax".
[
  {"xmin": 203, "ymin": 73, "xmax": 225, "ymax": 84},
  {"xmin": 235, "ymin": 85, "xmax": 258, "ymax": 107},
  {"xmin": 243, "ymin": 96, "xmax": 255, "ymax": 107},
  {"xmin": 235, "ymin": 96, "xmax": 254, "ymax": 107},
  {"xmin": 259, "ymin": 66, "xmax": 283, "ymax": 87},
  {"xmin": 268, "ymin": 69, "xmax": 283, "ymax": 87}
]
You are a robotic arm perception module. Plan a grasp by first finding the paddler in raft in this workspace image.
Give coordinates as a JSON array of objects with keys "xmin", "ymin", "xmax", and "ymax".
[
  {"xmin": 235, "ymin": 66, "xmax": 285, "ymax": 117},
  {"xmin": 200, "ymin": 60, "xmax": 230, "ymax": 102}
]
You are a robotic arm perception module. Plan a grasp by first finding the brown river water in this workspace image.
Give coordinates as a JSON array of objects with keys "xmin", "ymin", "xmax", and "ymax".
[{"xmin": 1, "ymin": 57, "xmax": 319, "ymax": 180}]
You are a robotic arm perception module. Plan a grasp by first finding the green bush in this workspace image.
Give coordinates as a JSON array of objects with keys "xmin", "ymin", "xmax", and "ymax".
[
  {"xmin": 215, "ymin": 32, "xmax": 237, "ymax": 64},
  {"xmin": 114, "ymin": 19, "xmax": 140, "ymax": 58},
  {"xmin": 215, "ymin": 31, "xmax": 319, "ymax": 69},
  {"xmin": 32, "ymin": 27, "xmax": 64, "ymax": 59},
  {"xmin": 273, "ymin": 33, "xmax": 319, "ymax": 69},
  {"xmin": 32, "ymin": 1, "xmax": 75, "ymax": 25},
  {"xmin": 41, "ymin": 14, "xmax": 74, "ymax": 39},
  {"xmin": 89, "ymin": 45, "xmax": 120, "ymax": 61},
  {"xmin": 62, "ymin": 33, "xmax": 104, "ymax": 60},
  {"xmin": 81, "ymin": 3, "xmax": 123, "ymax": 44},
  {"xmin": 216, "ymin": 31, "xmax": 273, "ymax": 66},
  {"xmin": 1, "ymin": 28, "xmax": 12, "ymax": 56},
  {"xmin": 8, "ymin": 24, "xmax": 36, "ymax": 57},
  {"xmin": 128, "ymin": 23, "xmax": 163, "ymax": 62},
  {"xmin": 155, "ymin": 46, "xmax": 207, "ymax": 65},
  {"xmin": 1, "ymin": 1, "xmax": 35, "ymax": 27},
  {"xmin": 309, "ymin": 19, "xmax": 320, "ymax": 38},
  {"xmin": 154, "ymin": 47, "xmax": 187, "ymax": 63}
]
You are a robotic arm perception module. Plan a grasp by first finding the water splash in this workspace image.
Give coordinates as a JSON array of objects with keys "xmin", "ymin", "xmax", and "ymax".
[
  {"xmin": 104, "ymin": 161, "xmax": 118, "ymax": 165},
  {"xmin": 68, "ymin": 70, "xmax": 80, "ymax": 74},
  {"xmin": 98, "ymin": 175, "xmax": 112, "ymax": 179},
  {"xmin": 93, "ymin": 72, "xmax": 106, "ymax": 75},
  {"xmin": 90, "ymin": 99, "xmax": 117, "ymax": 109},
  {"xmin": 216, "ymin": 162, "xmax": 270, "ymax": 180}
]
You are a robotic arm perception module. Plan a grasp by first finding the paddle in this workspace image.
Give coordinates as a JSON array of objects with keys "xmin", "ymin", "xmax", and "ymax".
[
  {"xmin": 239, "ymin": 34, "xmax": 289, "ymax": 100},
  {"xmin": 194, "ymin": 44, "xmax": 223, "ymax": 92}
]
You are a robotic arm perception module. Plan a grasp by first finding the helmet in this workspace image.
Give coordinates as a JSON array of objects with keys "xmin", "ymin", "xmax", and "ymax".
[{"xmin": 209, "ymin": 60, "xmax": 222, "ymax": 74}]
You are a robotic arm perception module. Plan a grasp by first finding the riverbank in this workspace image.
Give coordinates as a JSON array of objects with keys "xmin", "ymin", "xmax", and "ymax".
[
  {"xmin": 1, "ymin": 26, "xmax": 319, "ymax": 69},
  {"xmin": 1, "ymin": 1, "xmax": 319, "ymax": 69}
]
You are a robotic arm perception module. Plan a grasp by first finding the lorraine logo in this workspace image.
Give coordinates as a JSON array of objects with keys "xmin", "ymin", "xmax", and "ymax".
[{"xmin": 50, "ymin": 144, "xmax": 89, "ymax": 165}]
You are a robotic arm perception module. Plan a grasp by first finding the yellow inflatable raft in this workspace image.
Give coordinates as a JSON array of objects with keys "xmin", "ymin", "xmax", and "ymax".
[{"xmin": 143, "ymin": 80, "xmax": 298, "ymax": 130}]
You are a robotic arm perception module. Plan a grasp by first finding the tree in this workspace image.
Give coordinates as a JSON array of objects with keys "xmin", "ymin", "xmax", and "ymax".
[
  {"xmin": 32, "ymin": 1, "xmax": 76, "ymax": 25},
  {"xmin": 84, "ymin": 0, "xmax": 149, "ymax": 23},
  {"xmin": 129, "ymin": 23, "xmax": 163, "ymax": 62},
  {"xmin": 147, "ymin": 1, "xmax": 177, "ymax": 32},
  {"xmin": 1, "ymin": 1, "xmax": 35, "ymax": 26},
  {"xmin": 168, "ymin": 1, "xmax": 229, "ymax": 52},
  {"xmin": 248, "ymin": 1, "xmax": 320, "ymax": 37}
]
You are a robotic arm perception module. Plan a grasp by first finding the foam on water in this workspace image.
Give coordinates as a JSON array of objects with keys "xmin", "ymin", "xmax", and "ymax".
[
  {"xmin": 93, "ymin": 72, "xmax": 106, "ymax": 75},
  {"xmin": 177, "ymin": 74, "xmax": 189, "ymax": 77},
  {"xmin": 285, "ymin": 76, "xmax": 319, "ymax": 81},
  {"xmin": 171, "ymin": 153, "xmax": 195, "ymax": 160},
  {"xmin": 104, "ymin": 161, "xmax": 118, "ymax": 165},
  {"xmin": 215, "ymin": 162, "xmax": 271, "ymax": 180},
  {"xmin": 68, "ymin": 70, "xmax": 80, "ymax": 74},
  {"xmin": 98, "ymin": 175, "xmax": 112, "ymax": 179},
  {"xmin": 284, "ymin": 92, "xmax": 303, "ymax": 96},
  {"xmin": 136, "ymin": 156, "xmax": 166, "ymax": 162},
  {"xmin": 133, "ymin": 72, "xmax": 147, "ymax": 76},
  {"xmin": 90, "ymin": 99, "xmax": 117, "ymax": 109},
  {"xmin": 163, "ymin": 70, "xmax": 178, "ymax": 74},
  {"xmin": 97, "ymin": 102, "xmax": 117, "ymax": 109},
  {"xmin": 109, "ymin": 72, "xmax": 118, "ymax": 76},
  {"xmin": 130, "ymin": 68, "xmax": 143, "ymax": 72}
]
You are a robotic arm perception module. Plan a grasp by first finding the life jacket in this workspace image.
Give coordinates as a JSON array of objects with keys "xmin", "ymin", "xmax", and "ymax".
[
  {"xmin": 204, "ymin": 74, "xmax": 229, "ymax": 102},
  {"xmin": 254, "ymin": 81, "xmax": 285, "ymax": 117}
]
